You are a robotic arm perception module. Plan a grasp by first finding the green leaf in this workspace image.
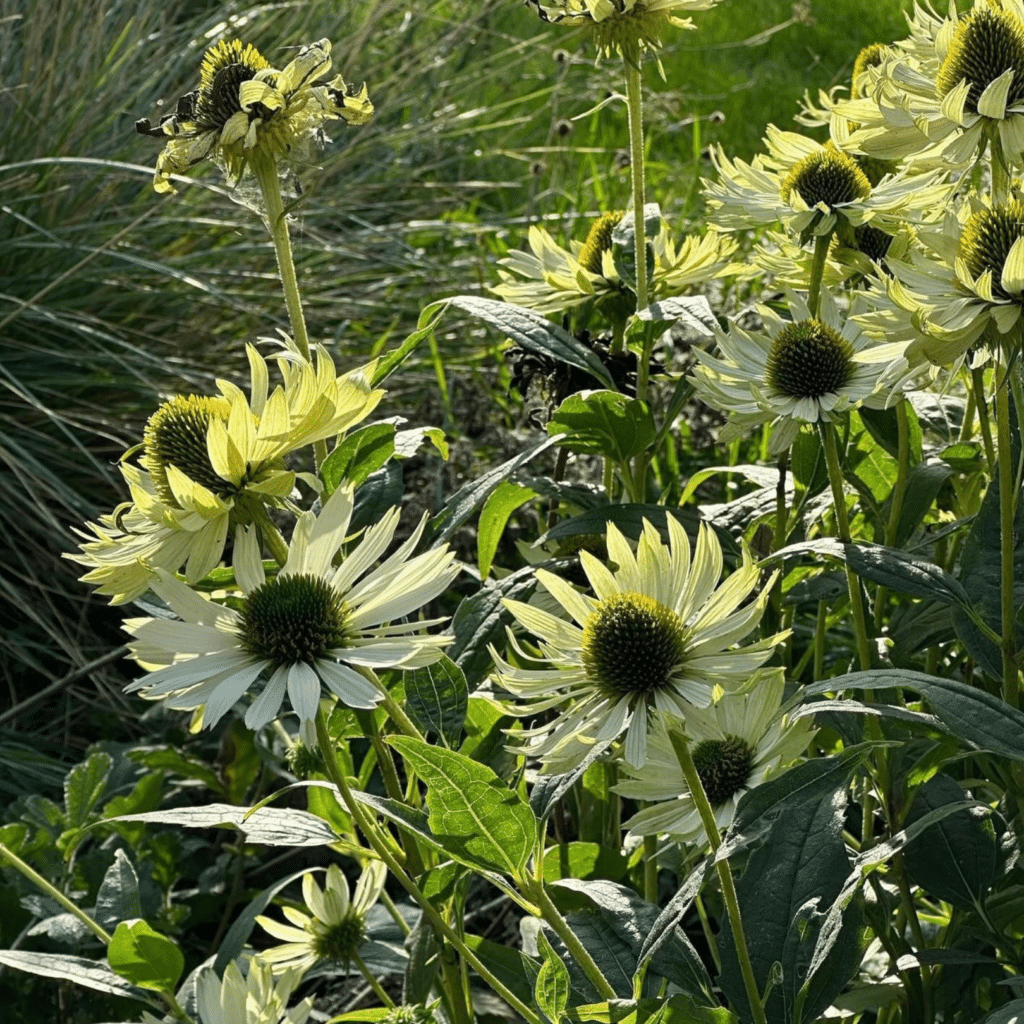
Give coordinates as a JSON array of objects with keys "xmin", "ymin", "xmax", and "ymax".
[
  {"xmin": 952, "ymin": 464, "xmax": 1024, "ymax": 677},
  {"xmin": 371, "ymin": 306, "xmax": 445, "ymax": 386},
  {"xmin": 321, "ymin": 423, "xmax": 396, "ymax": 494},
  {"xmin": 939, "ymin": 441, "xmax": 985, "ymax": 472},
  {"xmin": 551, "ymin": 879, "xmax": 712, "ymax": 1001},
  {"xmin": 128, "ymin": 746, "xmax": 222, "ymax": 795},
  {"xmin": 808, "ymin": 670, "xmax": 1024, "ymax": 762},
  {"xmin": 566, "ymin": 997, "xmax": 736, "ymax": 1024},
  {"xmin": 107, "ymin": 803, "xmax": 340, "ymax": 845},
  {"xmin": 351, "ymin": 463, "xmax": 404, "ymax": 534},
  {"xmin": 403, "ymin": 655, "xmax": 469, "ymax": 748},
  {"xmin": 542, "ymin": 505, "xmax": 709, "ymax": 549},
  {"xmin": 428, "ymin": 436, "xmax": 558, "ymax": 546},
  {"xmin": 95, "ymin": 849, "xmax": 142, "ymax": 931},
  {"xmin": 717, "ymin": 787, "xmax": 860, "ymax": 1024},
  {"xmin": 0, "ymin": 950, "xmax": 158, "ymax": 1004},
  {"xmin": 638, "ymin": 296, "xmax": 717, "ymax": 336},
  {"xmin": 404, "ymin": 915, "xmax": 441, "ymax": 1005},
  {"xmin": 478, "ymin": 481, "xmax": 537, "ymax": 579},
  {"xmin": 973, "ymin": 998, "xmax": 1024, "ymax": 1023},
  {"xmin": 536, "ymin": 931, "xmax": 572, "ymax": 1023},
  {"xmin": 847, "ymin": 410, "xmax": 898, "ymax": 503},
  {"xmin": 542, "ymin": 842, "xmax": 627, "ymax": 883},
  {"xmin": 108, "ymin": 919, "xmax": 184, "ymax": 994},
  {"xmin": 903, "ymin": 772, "xmax": 1002, "ymax": 911},
  {"xmin": 449, "ymin": 564, "xmax": 540, "ymax": 688},
  {"xmin": 611, "ymin": 205, "xmax": 660, "ymax": 295},
  {"xmin": 64, "ymin": 751, "xmax": 113, "ymax": 831},
  {"xmin": 219, "ymin": 718, "xmax": 261, "ymax": 806},
  {"xmin": 843, "ymin": 542, "xmax": 971, "ymax": 608},
  {"xmin": 395, "ymin": 425, "xmax": 448, "ymax": 461},
  {"xmin": 434, "ymin": 295, "xmax": 617, "ymax": 390},
  {"xmin": 548, "ymin": 391, "xmax": 655, "ymax": 461},
  {"xmin": 893, "ymin": 459, "xmax": 951, "ymax": 546},
  {"xmin": 858, "ymin": 404, "xmax": 922, "ymax": 464},
  {"xmin": 388, "ymin": 736, "xmax": 538, "ymax": 880},
  {"xmin": 463, "ymin": 933, "xmax": 540, "ymax": 1008}
]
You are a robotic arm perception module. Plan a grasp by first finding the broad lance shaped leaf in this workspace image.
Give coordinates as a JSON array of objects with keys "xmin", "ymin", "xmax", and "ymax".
[
  {"xmin": 431, "ymin": 295, "xmax": 617, "ymax": 390},
  {"xmin": 95, "ymin": 849, "xmax": 142, "ymax": 931},
  {"xmin": 321, "ymin": 422, "xmax": 396, "ymax": 494},
  {"xmin": 807, "ymin": 670, "xmax": 1024, "ymax": 762},
  {"xmin": 403, "ymin": 655, "xmax": 468, "ymax": 748},
  {"xmin": 108, "ymin": 919, "xmax": 184, "ymax": 994},
  {"xmin": 0, "ymin": 950, "xmax": 161, "ymax": 1006},
  {"xmin": 903, "ymin": 772, "xmax": 1002, "ymax": 911},
  {"xmin": 478, "ymin": 480, "xmax": 538, "ymax": 580},
  {"xmin": 388, "ymin": 736, "xmax": 538, "ymax": 880},
  {"xmin": 717, "ymin": 787, "xmax": 860, "ymax": 1024},
  {"xmin": 108, "ymin": 803, "xmax": 340, "ymax": 846}
]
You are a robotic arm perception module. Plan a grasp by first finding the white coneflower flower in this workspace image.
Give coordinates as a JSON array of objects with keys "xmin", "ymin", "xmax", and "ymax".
[
  {"xmin": 256, "ymin": 861, "xmax": 387, "ymax": 975},
  {"xmin": 704, "ymin": 127, "xmax": 950, "ymax": 239},
  {"xmin": 491, "ymin": 212, "xmax": 734, "ymax": 318},
  {"xmin": 615, "ymin": 670, "xmax": 814, "ymax": 846},
  {"xmin": 491, "ymin": 516, "xmax": 784, "ymax": 772},
  {"xmin": 122, "ymin": 485, "xmax": 459, "ymax": 731},
  {"xmin": 690, "ymin": 290, "xmax": 908, "ymax": 454},
  {"xmin": 137, "ymin": 38, "xmax": 373, "ymax": 194},
  {"xmin": 195, "ymin": 958, "xmax": 312, "ymax": 1024}
]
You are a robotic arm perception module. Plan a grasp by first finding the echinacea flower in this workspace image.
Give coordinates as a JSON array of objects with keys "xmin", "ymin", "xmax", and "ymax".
[
  {"xmin": 525, "ymin": 0, "xmax": 720, "ymax": 59},
  {"xmin": 491, "ymin": 516, "xmax": 784, "ymax": 772},
  {"xmin": 69, "ymin": 342, "xmax": 382, "ymax": 602},
  {"xmin": 855, "ymin": 190, "xmax": 1024, "ymax": 366},
  {"xmin": 492, "ymin": 212, "xmax": 734, "ymax": 317},
  {"xmin": 137, "ymin": 38, "xmax": 372, "ymax": 193},
  {"xmin": 195, "ymin": 959, "xmax": 312, "ymax": 1024},
  {"xmin": 704, "ymin": 127, "xmax": 950, "ymax": 240},
  {"xmin": 690, "ymin": 290, "xmax": 908, "ymax": 454},
  {"xmin": 837, "ymin": 0, "xmax": 1024, "ymax": 169},
  {"xmin": 122, "ymin": 484, "xmax": 459, "ymax": 731},
  {"xmin": 614, "ymin": 669, "xmax": 813, "ymax": 846},
  {"xmin": 256, "ymin": 861, "xmax": 387, "ymax": 975}
]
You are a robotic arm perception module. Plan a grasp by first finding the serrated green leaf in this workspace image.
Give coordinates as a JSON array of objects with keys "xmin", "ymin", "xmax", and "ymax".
[
  {"xmin": 403, "ymin": 655, "xmax": 468, "ymax": 748},
  {"xmin": 637, "ymin": 296, "xmax": 717, "ymax": 335},
  {"xmin": 322, "ymin": 423, "xmax": 397, "ymax": 494},
  {"xmin": 536, "ymin": 931, "xmax": 572, "ymax": 1023},
  {"xmin": 64, "ymin": 751, "xmax": 113, "ymax": 831},
  {"xmin": 388, "ymin": 736, "xmax": 538, "ymax": 880},
  {"xmin": 108, "ymin": 919, "xmax": 184, "ymax": 994},
  {"xmin": 843, "ymin": 542, "xmax": 971, "ymax": 608},
  {"xmin": 95, "ymin": 849, "xmax": 141, "ymax": 932},
  {"xmin": 478, "ymin": 481, "xmax": 537, "ymax": 579},
  {"xmin": 548, "ymin": 391, "xmax": 655, "ymax": 461}
]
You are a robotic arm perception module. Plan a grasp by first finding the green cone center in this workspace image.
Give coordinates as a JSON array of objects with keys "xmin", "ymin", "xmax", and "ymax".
[
  {"xmin": 143, "ymin": 395, "xmax": 233, "ymax": 506},
  {"xmin": 312, "ymin": 912, "xmax": 365, "ymax": 963},
  {"xmin": 577, "ymin": 211, "xmax": 624, "ymax": 274},
  {"xmin": 936, "ymin": 6, "xmax": 1024, "ymax": 114},
  {"xmin": 780, "ymin": 148, "xmax": 871, "ymax": 211},
  {"xmin": 581, "ymin": 591, "xmax": 688, "ymax": 698},
  {"xmin": 958, "ymin": 200, "xmax": 1024, "ymax": 300},
  {"xmin": 241, "ymin": 573, "xmax": 352, "ymax": 667},
  {"xmin": 692, "ymin": 734, "xmax": 755, "ymax": 805},
  {"xmin": 852, "ymin": 222, "xmax": 893, "ymax": 262},
  {"xmin": 851, "ymin": 42, "xmax": 888, "ymax": 99},
  {"xmin": 766, "ymin": 319, "xmax": 854, "ymax": 399}
]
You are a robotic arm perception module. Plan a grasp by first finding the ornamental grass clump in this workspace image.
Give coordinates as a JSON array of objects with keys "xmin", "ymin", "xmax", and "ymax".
[{"xmin": 8, "ymin": 5, "xmax": 1024, "ymax": 1024}]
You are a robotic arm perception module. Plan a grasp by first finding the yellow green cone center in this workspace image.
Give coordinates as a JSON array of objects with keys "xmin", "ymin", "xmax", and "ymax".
[
  {"xmin": 959, "ymin": 200, "xmax": 1024, "ymax": 300},
  {"xmin": 937, "ymin": 6, "xmax": 1024, "ymax": 114},
  {"xmin": 692, "ymin": 734, "xmax": 755, "ymax": 805},
  {"xmin": 766, "ymin": 319, "xmax": 854, "ymax": 399}
]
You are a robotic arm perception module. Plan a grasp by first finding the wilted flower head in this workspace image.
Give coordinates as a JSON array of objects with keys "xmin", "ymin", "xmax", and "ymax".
[
  {"xmin": 256, "ymin": 861, "xmax": 387, "ymax": 974},
  {"xmin": 525, "ymin": 0, "xmax": 720, "ymax": 59},
  {"xmin": 137, "ymin": 38, "xmax": 373, "ymax": 193}
]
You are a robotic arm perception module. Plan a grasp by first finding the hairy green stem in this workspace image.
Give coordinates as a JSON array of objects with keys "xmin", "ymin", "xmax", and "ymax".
[
  {"xmin": 806, "ymin": 232, "xmax": 832, "ymax": 319},
  {"xmin": 995, "ymin": 369, "xmax": 1020, "ymax": 707},
  {"xmin": 0, "ymin": 841, "xmax": 112, "ymax": 945},
  {"xmin": 820, "ymin": 421, "xmax": 874, "ymax": 671},
  {"xmin": 353, "ymin": 950, "xmax": 397, "ymax": 1008},
  {"xmin": 971, "ymin": 365, "xmax": 997, "ymax": 474},
  {"xmin": 251, "ymin": 154, "xmax": 328, "ymax": 471},
  {"xmin": 668, "ymin": 732, "xmax": 768, "ymax": 1024},
  {"xmin": 313, "ymin": 709, "xmax": 546, "ymax": 1024}
]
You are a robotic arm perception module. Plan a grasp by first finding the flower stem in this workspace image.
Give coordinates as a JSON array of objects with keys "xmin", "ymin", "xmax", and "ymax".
[
  {"xmin": 352, "ymin": 950, "xmax": 397, "ymax": 1008},
  {"xmin": 624, "ymin": 47, "xmax": 648, "ymax": 319},
  {"xmin": 251, "ymin": 154, "xmax": 328, "ymax": 471},
  {"xmin": 820, "ymin": 421, "xmax": 874, "ymax": 671},
  {"xmin": 806, "ymin": 232, "xmax": 832, "ymax": 319},
  {"xmin": 995, "ymin": 366, "xmax": 1020, "ymax": 707},
  {"xmin": 667, "ymin": 732, "xmax": 768, "ymax": 1024},
  {"xmin": 313, "ymin": 709, "xmax": 547, "ymax": 1024},
  {"xmin": 0, "ymin": 841, "xmax": 112, "ymax": 945},
  {"xmin": 971, "ymin": 365, "xmax": 997, "ymax": 474}
]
